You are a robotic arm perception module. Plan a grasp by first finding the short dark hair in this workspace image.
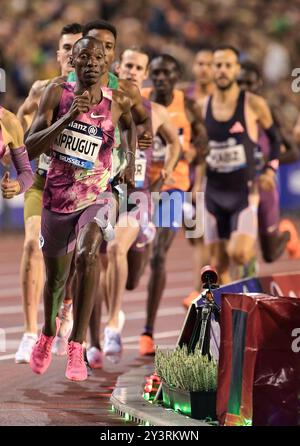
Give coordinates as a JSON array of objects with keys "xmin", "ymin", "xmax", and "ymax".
[
  {"xmin": 150, "ymin": 54, "xmax": 181, "ymax": 73},
  {"xmin": 60, "ymin": 23, "xmax": 82, "ymax": 36},
  {"xmin": 240, "ymin": 60, "xmax": 261, "ymax": 79},
  {"xmin": 119, "ymin": 46, "xmax": 150, "ymax": 67},
  {"xmin": 213, "ymin": 45, "xmax": 240, "ymax": 60},
  {"xmin": 72, "ymin": 36, "xmax": 102, "ymax": 56},
  {"xmin": 82, "ymin": 20, "xmax": 117, "ymax": 40},
  {"xmin": 196, "ymin": 45, "xmax": 213, "ymax": 55}
]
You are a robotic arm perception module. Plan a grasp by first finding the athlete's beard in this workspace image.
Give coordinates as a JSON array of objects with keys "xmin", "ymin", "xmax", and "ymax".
[
  {"xmin": 216, "ymin": 79, "xmax": 235, "ymax": 91},
  {"xmin": 198, "ymin": 77, "xmax": 211, "ymax": 87}
]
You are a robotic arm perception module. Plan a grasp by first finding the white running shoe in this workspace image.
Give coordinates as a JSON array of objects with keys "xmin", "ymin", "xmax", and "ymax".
[
  {"xmin": 51, "ymin": 335, "xmax": 68, "ymax": 356},
  {"xmin": 15, "ymin": 333, "xmax": 38, "ymax": 364},
  {"xmin": 103, "ymin": 327, "xmax": 122, "ymax": 362},
  {"xmin": 136, "ymin": 222, "xmax": 156, "ymax": 248},
  {"xmin": 87, "ymin": 346, "xmax": 103, "ymax": 369},
  {"xmin": 94, "ymin": 212, "xmax": 115, "ymax": 242},
  {"xmin": 52, "ymin": 302, "xmax": 73, "ymax": 356}
]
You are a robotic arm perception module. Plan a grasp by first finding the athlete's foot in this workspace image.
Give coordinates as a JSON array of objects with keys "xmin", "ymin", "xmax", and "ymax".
[
  {"xmin": 139, "ymin": 334, "xmax": 155, "ymax": 356},
  {"xmin": 87, "ymin": 346, "xmax": 103, "ymax": 369},
  {"xmin": 51, "ymin": 335, "xmax": 68, "ymax": 356},
  {"xmin": 30, "ymin": 332, "xmax": 55, "ymax": 374},
  {"xmin": 279, "ymin": 219, "xmax": 300, "ymax": 259},
  {"xmin": 103, "ymin": 327, "xmax": 122, "ymax": 363},
  {"xmin": 83, "ymin": 347, "xmax": 94, "ymax": 376},
  {"xmin": 182, "ymin": 290, "xmax": 199, "ymax": 309},
  {"xmin": 65, "ymin": 341, "xmax": 87, "ymax": 382},
  {"xmin": 15, "ymin": 333, "xmax": 37, "ymax": 364},
  {"xmin": 136, "ymin": 222, "xmax": 156, "ymax": 248},
  {"xmin": 52, "ymin": 302, "xmax": 73, "ymax": 356},
  {"xmin": 260, "ymin": 230, "xmax": 291, "ymax": 263}
]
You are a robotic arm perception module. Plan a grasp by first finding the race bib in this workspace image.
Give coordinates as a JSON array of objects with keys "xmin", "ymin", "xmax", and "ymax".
[
  {"xmin": 53, "ymin": 120, "xmax": 103, "ymax": 169},
  {"xmin": 37, "ymin": 153, "xmax": 51, "ymax": 176},
  {"xmin": 135, "ymin": 150, "xmax": 147, "ymax": 188},
  {"xmin": 206, "ymin": 140, "xmax": 246, "ymax": 173}
]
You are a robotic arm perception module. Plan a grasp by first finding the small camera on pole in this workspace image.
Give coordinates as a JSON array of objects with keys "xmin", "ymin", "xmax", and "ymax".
[
  {"xmin": 197, "ymin": 266, "xmax": 221, "ymax": 355},
  {"xmin": 201, "ymin": 265, "xmax": 219, "ymax": 289}
]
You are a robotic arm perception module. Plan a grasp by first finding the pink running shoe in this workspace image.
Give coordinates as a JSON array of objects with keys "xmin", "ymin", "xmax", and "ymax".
[
  {"xmin": 30, "ymin": 332, "xmax": 55, "ymax": 375},
  {"xmin": 30, "ymin": 318, "xmax": 60, "ymax": 375},
  {"xmin": 65, "ymin": 341, "xmax": 87, "ymax": 382}
]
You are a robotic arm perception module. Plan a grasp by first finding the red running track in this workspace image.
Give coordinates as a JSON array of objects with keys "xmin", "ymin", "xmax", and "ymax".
[{"xmin": 0, "ymin": 230, "xmax": 299, "ymax": 425}]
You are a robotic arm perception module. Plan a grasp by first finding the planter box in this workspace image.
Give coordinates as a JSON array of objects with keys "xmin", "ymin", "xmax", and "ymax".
[{"xmin": 162, "ymin": 382, "xmax": 217, "ymax": 420}]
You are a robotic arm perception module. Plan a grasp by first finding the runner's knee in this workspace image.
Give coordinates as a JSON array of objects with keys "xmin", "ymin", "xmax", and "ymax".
[
  {"xmin": 150, "ymin": 247, "xmax": 166, "ymax": 270},
  {"xmin": 76, "ymin": 245, "xmax": 100, "ymax": 270},
  {"xmin": 107, "ymin": 240, "xmax": 127, "ymax": 260},
  {"xmin": 126, "ymin": 275, "xmax": 139, "ymax": 291},
  {"xmin": 23, "ymin": 237, "xmax": 42, "ymax": 260}
]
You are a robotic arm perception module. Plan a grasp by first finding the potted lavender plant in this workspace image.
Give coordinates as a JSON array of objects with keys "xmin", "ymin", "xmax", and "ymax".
[{"xmin": 155, "ymin": 345, "xmax": 217, "ymax": 420}]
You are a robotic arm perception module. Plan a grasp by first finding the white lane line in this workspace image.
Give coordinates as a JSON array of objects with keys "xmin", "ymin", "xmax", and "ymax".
[
  {"xmin": 0, "ymin": 288, "xmax": 22, "ymax": 298},
  {"xmin": 0, "ymin": 354, "xmax": 15, "ymax": 361},
  {"xmin": 122, "ymin": 344, "xmax": 175, "ymax": 350},
  {"xmin": 0, "ymin": 274, "xmax": 22, "ymax": 285},
  {"xmin": 0, "ymin": 285, "xmax": 192, "ymax": 307},
  {"xmin": 0, "ymin": 306, "xmax": 185, "ymax": 334},
  {"xmin": 0, "ymin": 284, "xmax": 192, "ymax": 300},
  {"xmin": 0, "ymin": 331, "xmax": 180, "ymax": 360},
  {"xmin": 122, "ymin": 330, "xmax": 180, "ymax": 343},
  {"xmin": 123, "ymin": 307, "xmax": 185, "ymax": 321},
  {"xmin": 125, "ymin": 286, "xmax": 192, "ymax": 303},
  {"xmin": 0, "ymin": 340, "xmax": 23, "ymax": 349},
  {"xmin": 0, "ymin": 269, "xmax": 193, "ymax": 286},
  {"xmin": 3, "ymin": 324, "xmax": 43, "ymax": 335},
  {"xmin": 0, "ymin": 304, "xmax": 43, "ymax": 315},
  {"xmin": 0, "ymin": 331, "xmax": 180, "ymax": 350}
]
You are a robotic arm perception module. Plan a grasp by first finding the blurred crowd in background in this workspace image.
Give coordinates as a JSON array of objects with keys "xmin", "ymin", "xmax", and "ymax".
[{"xmin": 0, "ymin": 0, "xmax": 300, "ymax": 125}]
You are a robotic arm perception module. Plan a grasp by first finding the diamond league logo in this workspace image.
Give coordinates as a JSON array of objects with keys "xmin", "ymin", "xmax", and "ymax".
[{"xmin": 88, "ymin": 125, "xmax": 97, "ymax": 136}]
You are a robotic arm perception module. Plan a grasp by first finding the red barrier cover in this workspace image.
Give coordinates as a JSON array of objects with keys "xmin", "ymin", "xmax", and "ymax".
[{"xmin": 217, "ymin": 293, "xmax": 300, "ymax": 426}]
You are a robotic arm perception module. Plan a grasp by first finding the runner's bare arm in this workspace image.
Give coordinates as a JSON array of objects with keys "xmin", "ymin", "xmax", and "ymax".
[
  {"xmin": 118, "ymin": 79, "xmax": 152, "ymax": 149},
  {"xmin": 17, "ymin": 80, "xmax": 50, "ymax": 132},
  {"xmin": 249, "ymin": 93, "xmax": 280, "ymax": 163},
  {"xmin": 185, "ymin": 98, "xmax": 208, "ymax": 164},
  {"xmin": 192, "ymin": 163, "xmax": 205, "ymax": 201},
  {"xmin": 118, "ymin": 94, "xmax": 136, "ymax": 162},
  {"xmin": 183, "ymin": 99, "xmax": 208, "ymax": 197},
  {"xmin": 25, "ymin": 83, "xmax": 89, "ymax": 160},
  {"xmin": 112, "ymin": 90, "xmax": 132, "ymax": 128},
  {"xmin": 1, "ymin": 109, "xmax": 33, "ymax": 197},
  {"xmin": 248, "ymin": 94, "xmax": 273, "ymax": 129},
  {"xmin": 156, "ymin": 105, "xmax": 181, "ymax": 180},
  {"xmin": 113, "ymin": 91, "xmax": 136, "ymax": 188},
  {"xmin": 118, "ymin": 80, "xmax": 148, "ymax": 124},
  {"xmin": 272, "ymin": 106, "xmax": 299, "ymax": 164},
  {"xmin": 249, "ymin": 93, "xmax": 279, "ymax": 190},
  {"xmin": 17, "ymin": 96, "xmax": 38, "ymax": 133}
]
